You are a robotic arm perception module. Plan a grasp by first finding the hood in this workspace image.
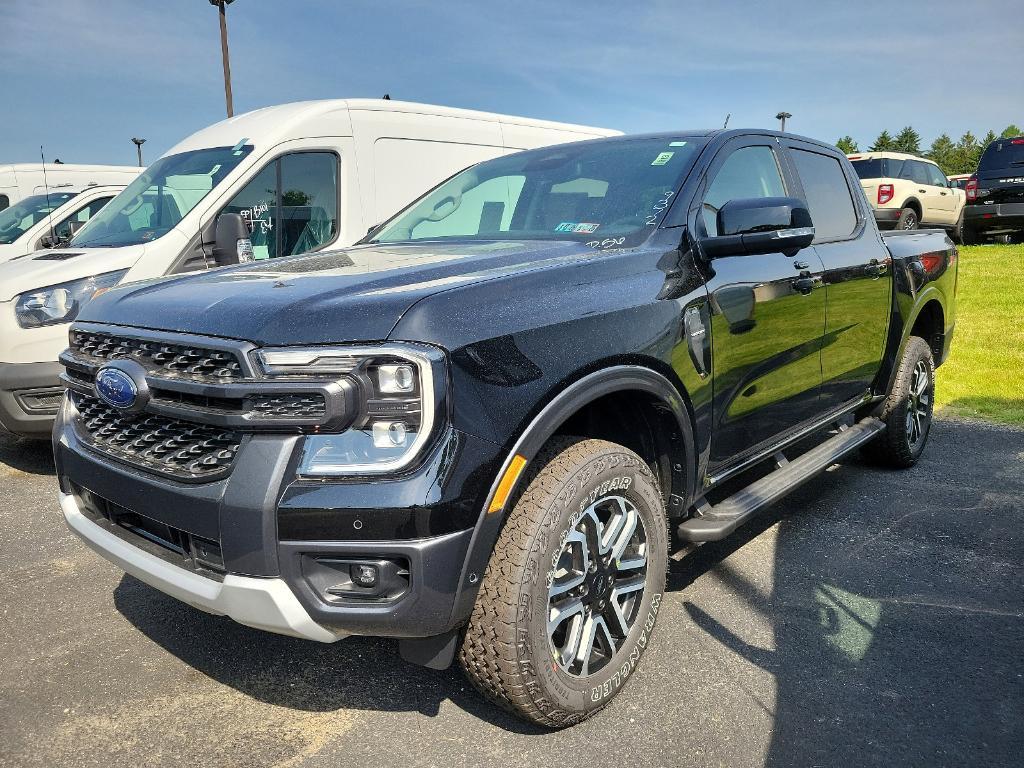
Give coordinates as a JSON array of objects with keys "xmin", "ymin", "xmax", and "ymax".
[
  {"xmin": 79, "ymin": 240, "xmax": 596, "ymax": 346},
  {"xmin": 0, "ymin": 244, "xmax": 147, "ymax": 302}
]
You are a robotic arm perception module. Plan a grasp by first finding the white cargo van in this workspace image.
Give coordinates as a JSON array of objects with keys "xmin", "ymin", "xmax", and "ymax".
[
  {"xmin": 0, "ymin": 185, "xmax": 133, "ymax": 264},
  {"xmin": 0, "ymin": 99, "xmax": 618, "ymax": 437},
  {"xmin": 0, "ymin": 164, "xmax": 141, "ymax": 210}
]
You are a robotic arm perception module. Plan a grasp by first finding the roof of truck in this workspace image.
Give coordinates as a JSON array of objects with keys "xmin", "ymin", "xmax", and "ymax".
[{"xmin": 166, "ymin": 99, "xmax": 622, "ymax": 157}]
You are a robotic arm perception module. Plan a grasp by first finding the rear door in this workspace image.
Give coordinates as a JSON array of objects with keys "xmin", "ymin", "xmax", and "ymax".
[
  {"xmin": 692, "ymin": 137, "xmax": 826, "ymax": 469},
  {"xmin": 781, "ymin": 139, "xmax": 892, "ymax": 409}
]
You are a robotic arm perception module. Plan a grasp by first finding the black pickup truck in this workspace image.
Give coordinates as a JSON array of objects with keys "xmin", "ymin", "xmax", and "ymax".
[{"xmin": 53, "ymin": 130, "xmax": 956, "ymax": 727}]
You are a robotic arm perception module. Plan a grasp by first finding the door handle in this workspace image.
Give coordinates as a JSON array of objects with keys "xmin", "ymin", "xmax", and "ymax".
[
  {"xmin": 793, "ymin": 260, "xmax": 809, "ymax": 269},
  {"xmin": 919, "ymin": 189, "xmax": 927, "ymax": 194},
  {"xmin": 792, "ymin": 276, "xmax": 817, "ymax": 294},
  {"xmin": 940, "ymin": 191, "xmax": 948, "ymax": 196},
  {"xmin": 865, "ymin": 260, "xmax": 888, "ymax": 277}
]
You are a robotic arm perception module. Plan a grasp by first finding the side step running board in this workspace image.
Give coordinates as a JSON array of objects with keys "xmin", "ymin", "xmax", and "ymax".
[{"xmin": 677, "ymin": 417, "xmax": 885, "ymax": 543}]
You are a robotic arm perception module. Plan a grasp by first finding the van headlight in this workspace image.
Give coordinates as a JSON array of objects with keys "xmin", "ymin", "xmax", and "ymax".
[
  {"xmin": 15, "ymin": 270, "xmax": 127, "ymax": 328},
  {"xmin": 256, "ymin": 344, "xmax": 443, "ymax": 476}
]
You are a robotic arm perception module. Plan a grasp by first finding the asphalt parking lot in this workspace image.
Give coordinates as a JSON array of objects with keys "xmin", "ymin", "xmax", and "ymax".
[{"xmin": 1, "ymin": 417, "xmax": 1021, "ymax": 768}]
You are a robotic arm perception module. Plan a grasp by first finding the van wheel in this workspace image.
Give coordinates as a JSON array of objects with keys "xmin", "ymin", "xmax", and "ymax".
[
  {"xmin": 458, "ymin": 438, "xmax": 668, "ymax": 728},
  {"xmin": 897, "ymin": 208, "xmax": 919, "ymax": 230},
  {"xmin": 862, "ymin": 336, "xmax": 935, "ymax": 468}
]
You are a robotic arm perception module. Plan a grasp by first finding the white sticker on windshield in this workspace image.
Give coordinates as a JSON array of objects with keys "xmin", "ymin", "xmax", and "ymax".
[
  {"xmin": 651, "ymin": 152, "xmax": 674, "ymax": 166},
  {"xmin": 669, "ymin": 141, "xmax": 688, "ymax": 147}
]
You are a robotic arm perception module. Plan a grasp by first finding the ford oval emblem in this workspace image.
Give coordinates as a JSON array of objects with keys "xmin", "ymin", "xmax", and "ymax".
[{"xmin": 95, "ymin": 367, "xmax": 138, "ymax": 409}]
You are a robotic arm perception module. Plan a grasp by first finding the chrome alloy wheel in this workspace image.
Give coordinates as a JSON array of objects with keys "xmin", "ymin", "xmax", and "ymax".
[
  {"xmin": 906, "ymin": 359, "xmax": 931, "ymax": 446},
  {"xmin": 546, "ymin": 495, "xmax": 648, "ymax": 677}
]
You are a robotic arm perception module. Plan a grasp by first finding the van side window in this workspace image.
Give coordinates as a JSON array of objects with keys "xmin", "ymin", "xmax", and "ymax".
[
  {"xmin": 790, "ymin": 149, "xmax": 857, "ymax": 241},
  {"xmin": 220, "ymin": 152, "xmax": 338, "ymax": 260},
  {"xmin": 702, "ymin": 146, "xmax": 786, "ymax": 236},
  {"xmin": 52, "ymin": 196, "xmax": 115, "ymax": 241}
]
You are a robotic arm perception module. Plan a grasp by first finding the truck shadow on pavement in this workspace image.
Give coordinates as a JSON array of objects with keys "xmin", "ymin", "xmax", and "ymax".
[
  {"xmin": 112, "ymin": 420, "xmax": 1024, "ymax": 753},
  {"xmin": 0, "ymin": 435, "xmax": 55, "ymax": 475}
]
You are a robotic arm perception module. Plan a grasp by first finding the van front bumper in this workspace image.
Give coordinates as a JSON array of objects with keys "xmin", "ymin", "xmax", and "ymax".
[{"xmin": 0, "ymin": 361, "xmax": 64, "ymax": 438}]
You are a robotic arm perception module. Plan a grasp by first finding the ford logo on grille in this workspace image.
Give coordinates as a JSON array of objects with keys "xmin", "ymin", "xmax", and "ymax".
[{"xmin": 95, "ymin": 367, "xmax": 139, "ymax": 409}]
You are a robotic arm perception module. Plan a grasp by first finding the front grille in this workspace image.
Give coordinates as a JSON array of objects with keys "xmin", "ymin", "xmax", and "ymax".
[
  {"xmin": 72, "ymin": 393, "xmax": 241, "ymax": 481},
  {"xmin": 70, "ymin": 330, "xmax": 243, "ymax": 381},
  {"xmin": 248, "ymin": 393, "xmax": 327, "ymax": 418}
]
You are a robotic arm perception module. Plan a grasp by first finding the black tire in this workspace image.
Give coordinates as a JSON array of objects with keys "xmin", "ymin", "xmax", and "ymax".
[
  {"xmin": 951, "ymin": 211, "xmax": 964, "ymax": 244},
  {"xmin": 897, "ymin": 207, "xmax": 919, "ymax": 231},
  {"xmin": 861, "ymin": 336, "xmax": 935, "ymax": 468},
  {"xmin": 961, "ymin": 225, "xmax": 980, "ymax": 246},
  {"xmin": 458, "ymin": 437, "xmax": 668, "ymax": 728}
]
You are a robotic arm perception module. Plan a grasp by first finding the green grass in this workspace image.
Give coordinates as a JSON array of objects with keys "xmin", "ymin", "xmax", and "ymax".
[{"xmin": 935, "ymin": 244, "xmax": 1024, "ymax": 426}]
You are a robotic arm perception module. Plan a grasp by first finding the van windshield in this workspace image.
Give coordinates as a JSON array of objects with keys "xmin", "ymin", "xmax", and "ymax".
[
  {"xmin": 70, "ymin": 145, "xmax": 253, "ymax": 248},
  {"xmin": 371, "ymin": 136, "xmax": 704, "ymax": 245},
  {"xmin": 0, "ymin": 191, "xmax": 79, "ymax": 244}
]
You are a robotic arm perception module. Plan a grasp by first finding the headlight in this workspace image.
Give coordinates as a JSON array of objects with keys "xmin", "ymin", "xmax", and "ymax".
[
  {"xmin": 256, "ymin": 344, "xmax": 442, "ymax": 476},
  {"xmin": 15, "ymin": 270, "xmax": 127, "ymax": 329}
]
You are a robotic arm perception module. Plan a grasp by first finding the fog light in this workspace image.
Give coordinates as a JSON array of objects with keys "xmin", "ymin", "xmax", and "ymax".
[
  {"xmin": 372, "ymin": 420, "xmax": 408, "ymax": 448},
  {"xmin": 351, "ymin": 563, "xmax": 378, "ymax": 588}
]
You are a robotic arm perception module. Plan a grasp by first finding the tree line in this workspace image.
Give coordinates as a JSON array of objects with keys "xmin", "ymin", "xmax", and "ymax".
[{"xmin": 834, "ymin": 125, "xmax": 1022, "ymax": 176}]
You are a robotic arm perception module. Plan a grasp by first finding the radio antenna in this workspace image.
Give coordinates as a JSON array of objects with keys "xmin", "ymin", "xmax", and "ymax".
[{"xmin": 40, "ymin": 145, "xmax": 57, "ymax": 247}]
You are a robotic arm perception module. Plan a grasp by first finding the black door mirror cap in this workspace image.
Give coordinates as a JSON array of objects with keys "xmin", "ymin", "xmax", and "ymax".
[
  {"xmin": 701, "ymin": 196, "xmax": 815, "ymax": 257},
  {"xmin": 213, "ymin": 212, "xmax": 252, "ymax": 266}
]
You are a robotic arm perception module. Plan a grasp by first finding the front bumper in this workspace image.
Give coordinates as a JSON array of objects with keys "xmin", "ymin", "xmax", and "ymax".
[
  {"xmin": 54, "ymin": 397, "xmax": 501, "ymax": 640},
  {"xmin": 0, "ymin": 360, "xmax": 64, "ymax": 438},
  {"xmin": 61, "ymin": 490, "xmax": 340, "ymax": 642},
  {"xmin": 964, "ymin": 202, "xmax": 1024, "ymax": 233}
]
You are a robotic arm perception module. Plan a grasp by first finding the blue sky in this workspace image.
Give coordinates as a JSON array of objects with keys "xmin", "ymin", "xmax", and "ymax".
[{"xmin": 2, "ymin": 0, "xmax": 1021, "ymax": 165}]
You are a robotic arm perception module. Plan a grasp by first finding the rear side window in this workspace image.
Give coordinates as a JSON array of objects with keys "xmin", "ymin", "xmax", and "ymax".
[
  {"xmin": 900, "ymin": 161, "xmax": 930, "ymax": 185},
  {"xmin": 790, "ymin": 149, "xmax": 857, "ymax": 241},
  {"xmin": 0, "ymin": 194, "xmax": 8, "ymax": 211},
  {"xmin": 850, "ymin": 158, "xmax": 905, "ymax": 180},
  {"xmin": 978, "ymin": 139, "xmax": 1024, "ymax": 172}
]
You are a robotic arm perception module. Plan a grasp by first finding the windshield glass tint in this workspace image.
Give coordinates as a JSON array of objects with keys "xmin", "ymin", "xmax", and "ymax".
[
  {"xmin": 0, "ymin": 192, "xmax": 78, "ymax": 244},
  {"xmin": 979, "ymin": 140, "xmax": 1024, "ymax": 172},
  {"xmin": 70, "ymin": 145, "xmax": 253, "ymax": 247},
  {"xmin": 373, "ymin": 137, "xmax": 703, "ymax": 245},
  {"xmin": 850, "ymin": 158, "xmax": 904, "ymax": 180}
]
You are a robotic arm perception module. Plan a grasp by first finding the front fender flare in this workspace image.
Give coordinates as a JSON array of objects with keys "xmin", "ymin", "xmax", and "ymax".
[{"xmin": 446, "ymin": 365, "xmax": 695, "ymax": 629}]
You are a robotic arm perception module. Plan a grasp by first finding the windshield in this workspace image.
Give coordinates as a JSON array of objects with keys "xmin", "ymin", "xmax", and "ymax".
[
  {"xmin": 372, "ymin": 136, "xmax": 704, "ymax": 245},
  {"xmin": 978, "ymin": 139, "xmax": 1024, "ymax": 172},
  {"xmin": 0, "ymin": 192, "xmax": 78, "ymax": 244},
  {"xmin": 70, "ymin": 145, "xmax": 253, "ymax": 248},
  {"xmin": 850, "ymin": 158, "xmax": 904, "ymax": 180}
]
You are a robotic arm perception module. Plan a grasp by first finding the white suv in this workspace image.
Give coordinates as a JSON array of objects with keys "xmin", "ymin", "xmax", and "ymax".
[{"xmin": 847, "ymin": 152, "xmax": 965, "ymax": 241}]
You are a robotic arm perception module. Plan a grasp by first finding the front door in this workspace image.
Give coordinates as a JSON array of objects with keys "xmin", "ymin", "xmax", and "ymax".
[
  {"xmin": 692, "ymin": 139, "xmax": 826, "ymax": 470},
  {"xmin": 781, "ymin": 139, "xmax": 893, "ymax": 409}
]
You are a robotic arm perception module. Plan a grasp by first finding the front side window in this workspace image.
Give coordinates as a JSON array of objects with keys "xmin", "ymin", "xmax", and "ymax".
[
  {"xmin": 52, "ymin": 196, "xmax": 115, "ymax": 241},
  {"xmin": 791, "ymin": 149, "xmax": 856, "ymax": 241},
  {"xmin": 702, "ymin": 145, "xmax": 786, "ymax": 236},
  {"xmin": 925, "ymin": 164, "xmax": 948, "ymax": 187},
  {"xmin": 70, "ymin": 145, "xmax": 254, "ymax": 248},
  {"xmin": 373, "ymin": 137, "xmax": 704, "ymax": 245},
  {"xmin": 0, "ymin": 194, "xmax": 9, "ymax": 211},
  {"xmin": 0, "ymin": 192, "xmax": 78, "ymax": 244},
  {"xmin": 220, "ymin": 152, "xmax": 338, "ymax": 260}
]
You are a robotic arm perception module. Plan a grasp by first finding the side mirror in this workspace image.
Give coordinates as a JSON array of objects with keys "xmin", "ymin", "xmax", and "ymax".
[
  {"xmin": 213, "ymin": 213, "xmax": 254, "ymax": 266},
  {"xmin": 700, "ymin": 196, "xmax": 815, "ymax": 258}
]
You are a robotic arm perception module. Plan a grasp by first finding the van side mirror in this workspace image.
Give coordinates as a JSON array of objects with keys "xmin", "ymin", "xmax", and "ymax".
[
  {"xmin": 700, "ymin": 197, "xmax": 815, "ymax": 258},
  {"xmin": 213, "ymin": 213, "xmax": 253, "ymax": 266}
]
